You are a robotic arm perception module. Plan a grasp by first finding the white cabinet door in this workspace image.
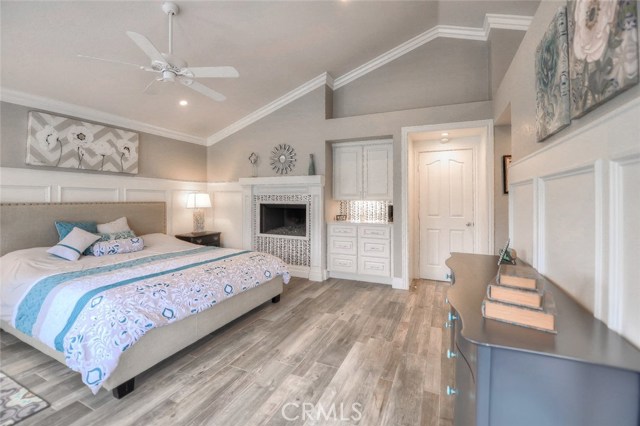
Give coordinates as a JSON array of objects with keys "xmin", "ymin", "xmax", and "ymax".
[
  {"xmin": 363, "ymin": 144, "xmax": 393, "ymax": 201},
  {"xmin": 333, "ymin": 145, "xmax": 362, "ymax": 200}
]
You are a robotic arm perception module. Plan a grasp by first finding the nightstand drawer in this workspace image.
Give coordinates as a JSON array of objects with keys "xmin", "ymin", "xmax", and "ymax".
[
  {"xmin": 328, "ymin": 236, "xmax": 357, "ymax": 255},
  {"xmin": 175, "ymin": 232, "xmax": 221, "ymax": 247}
]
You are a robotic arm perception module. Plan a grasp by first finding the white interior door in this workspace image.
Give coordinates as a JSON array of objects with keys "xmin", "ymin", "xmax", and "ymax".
[{"xmin": 419, "ymin": 149, "xmax": 474, "ymax": 280}]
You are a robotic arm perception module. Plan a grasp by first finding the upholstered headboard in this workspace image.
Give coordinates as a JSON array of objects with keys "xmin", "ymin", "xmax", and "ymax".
[{"xmin": 0, "ymin": 202, "xmax": 166, "ymax": 256}]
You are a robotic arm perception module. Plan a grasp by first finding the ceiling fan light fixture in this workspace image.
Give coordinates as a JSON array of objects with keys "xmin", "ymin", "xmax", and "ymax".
[
  {"xmin": 179, "ymin": 100, "xmax": 188, "ymax": 106},
  {"xmin": 162, "ymin": 70, "xmax": 176, "ymax": 82}
]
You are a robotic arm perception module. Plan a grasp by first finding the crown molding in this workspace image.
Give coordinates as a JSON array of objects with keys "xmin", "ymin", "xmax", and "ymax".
[
  {"xmin": 207, "ymin": 72, "xmax": 333, "ymax": 146},
  {"xmin": 0, "ymin": 88, "xmax": 206, "ymax": 145},
  {"xmin": 205, "ymin": 14, "xmax": 532, "ymax": 145},
  {"xmin": 485, "ymin": 14, "xmax": 533, "ymax": 32}
]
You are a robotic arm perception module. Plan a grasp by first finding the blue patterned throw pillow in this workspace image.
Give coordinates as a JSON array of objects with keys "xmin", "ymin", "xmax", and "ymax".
[
  {"xmin": 55, "ymin": 221, "xmax": 98, "ymax": 240},
  {"xmin": 92, "ymin": 237, "xmax": 144, "ymax": 257},
  {"xmin": 84, "ymin": 230, "xmax": 137, "ymax": 255}
]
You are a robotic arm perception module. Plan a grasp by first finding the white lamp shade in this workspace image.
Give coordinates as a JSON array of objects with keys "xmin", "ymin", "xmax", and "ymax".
[{"xmin": 186, "ymin": 193, "xmax": 212, "ymax": 209}]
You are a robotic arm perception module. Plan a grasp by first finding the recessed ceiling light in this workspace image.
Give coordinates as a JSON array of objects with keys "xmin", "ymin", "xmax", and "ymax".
[
  {"xmin": 441, "ymin": 132, "xmax": 449, "ymax": 137},
  {"xmin": 179, "ymin": 100, "xmax": 188, "ymax": 106},
  {"xmin": 440, "ymin": 137, "xmax": 450, "ymax": 144}
]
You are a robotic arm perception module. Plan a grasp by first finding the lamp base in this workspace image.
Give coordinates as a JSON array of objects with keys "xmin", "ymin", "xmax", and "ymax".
[{"xmin": 193, "ymin": 209, "xmax": 205, "ymax": 233}]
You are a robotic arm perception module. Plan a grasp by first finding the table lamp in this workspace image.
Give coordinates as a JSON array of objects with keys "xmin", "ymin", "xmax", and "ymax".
[{"xmin": 186, "ymin": 192, "xmax": 211, "ymax": 233}]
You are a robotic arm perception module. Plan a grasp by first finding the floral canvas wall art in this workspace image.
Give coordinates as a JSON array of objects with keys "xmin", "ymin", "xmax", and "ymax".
[
  {"xmin": 26, "ymin": 112, "xmax": 139, "ymax": 174},
  {"xmin": 536, "ymin": 6, "xmax": 571, "ymax": 141},
  {"xmin": 568, "ymin": 0, "xmax": 638, "ymax": 118}
]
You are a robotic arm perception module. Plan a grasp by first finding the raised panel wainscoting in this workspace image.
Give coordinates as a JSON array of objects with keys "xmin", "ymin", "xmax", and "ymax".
[
  {"xmin": 509, "ymin": 97, "xmax": 640, "ymax": 348},
  {"xmin": 0, "ymin": 167, "xmax": 210, "ymax": 236}
]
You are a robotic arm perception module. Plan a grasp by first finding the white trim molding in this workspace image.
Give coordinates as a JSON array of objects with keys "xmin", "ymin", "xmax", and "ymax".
[
  {"xmin": 207, "ymin": 73, "xmax": 334, "ymax": 146},
  {"xmin": 401, "ymin": 119, "xmax": 495, "ymax": 290},
  {"xmin": 207, "ymin": 14, "xmax": 531, "ymax": 145},
  {"xmin": 0, "ymin": 88, "xmax": 206, "ymax": 146}
]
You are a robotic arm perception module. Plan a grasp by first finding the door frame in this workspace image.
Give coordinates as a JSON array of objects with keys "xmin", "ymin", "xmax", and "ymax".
[{"xmin": 400, "ymin": 119, "xmax": 494, "ymax": 289}]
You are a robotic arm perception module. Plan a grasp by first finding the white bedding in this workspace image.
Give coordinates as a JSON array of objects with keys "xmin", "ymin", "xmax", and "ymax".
[{"xmin": 0, "ymin": 233, "xmax": 290, "ymax": 393}]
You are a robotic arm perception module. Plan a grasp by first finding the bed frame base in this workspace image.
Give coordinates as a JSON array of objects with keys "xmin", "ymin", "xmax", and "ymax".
[
  {"xmin": 271, "ymin": 295, "xmax": 281, "ymax": 303},
  {"xmin": 112, "ymin": 378, "xmax": 135, "ymax": 399}
]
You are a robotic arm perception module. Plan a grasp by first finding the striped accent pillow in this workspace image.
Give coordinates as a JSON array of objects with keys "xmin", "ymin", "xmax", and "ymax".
[{"xmin": 47, "ymin": 227, "xmax": 101, "ymax": 261}]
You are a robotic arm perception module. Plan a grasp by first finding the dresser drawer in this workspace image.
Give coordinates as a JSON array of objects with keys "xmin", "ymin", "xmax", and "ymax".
[
  {"xmin": 358, "ymin": 238, "xmax": 390, "ymax": 258},
  {"xmin": 328, "ymin": 236, "xmax": 357, "ymax": 255},
  {"xmin": 358, "ymin": 256, "xmax": 390, "ymax": 277},
  {"xmin": 359, "ymin": 225, "xmax": 390, "ymax": 239},
  {"xmin": 329, "ymin": 224, "xmax": 357, "ymax": 237},
  {"xmin": 329, "ymin": 255, "xmax": 358, "ymax": 273}
]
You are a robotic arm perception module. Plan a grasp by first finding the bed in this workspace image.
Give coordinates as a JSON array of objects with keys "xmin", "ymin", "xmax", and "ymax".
[{"xmin": 0, "ymin": 202, "xmax": 288, "ymax": 398}]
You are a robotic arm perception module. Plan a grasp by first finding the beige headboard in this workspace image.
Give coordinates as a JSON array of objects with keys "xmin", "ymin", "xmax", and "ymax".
[{"xmin": 0, "ymin": 202, "xmax": 166, "ymax": 256}]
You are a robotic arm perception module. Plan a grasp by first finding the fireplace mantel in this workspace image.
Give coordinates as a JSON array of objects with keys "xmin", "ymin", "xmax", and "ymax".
[{"xmin": 240, "ymin": 174, "xmax": 325, "ymax": 281}]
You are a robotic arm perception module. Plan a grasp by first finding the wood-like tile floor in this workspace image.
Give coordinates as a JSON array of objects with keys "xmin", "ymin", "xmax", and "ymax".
[{"xmin": 0, "ymin": 278, "xmax": 454, "ymax": 426}]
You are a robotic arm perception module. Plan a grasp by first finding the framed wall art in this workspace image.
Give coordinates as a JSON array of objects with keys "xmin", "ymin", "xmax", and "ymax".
[
  {"xmin": 26, "ymin": 111, "xmax": 139, "ymax": 174},
  {"xmin": 502, "ymin": 155, "xmax": 512, "ymax": 194},
  {"xmin": 568, "ymin": 0, "xmax": 639, "ymax": 118},
  {"xmin": 535, "ymin": 6, "xmax": 571, "ymax": 141}
]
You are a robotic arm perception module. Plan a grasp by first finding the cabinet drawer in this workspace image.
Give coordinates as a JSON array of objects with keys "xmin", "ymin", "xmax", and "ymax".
[
  {"xmin": 358, "ymin": 256, "xmax": 390, "ymax": 277},
  {"xmin": 359, "ymin": 238, "xmax": 390, "ymax": 258},
  {"xmin": 329, "ymin": 224, "xmax": 357, "ymax": 237},
  {"xmin": 328, "ymin": 236, "xmax": 357, "ymax": 255},
  {"xmin": 329, "ymin": 255, "xmax": 357, "ymax": 273},
  {"xmin": 359, "ymin": 225, "xmax": 390, "ymax": 239}
]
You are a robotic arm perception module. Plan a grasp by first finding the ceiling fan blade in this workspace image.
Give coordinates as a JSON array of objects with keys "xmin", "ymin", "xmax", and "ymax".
[
  {"xmin": 142, "ymin": 78, "xmax": 160, "ymax": 95},
  {"xmin": 180, "ymin": 79, "xmax": 226, "ymax": 102},
  {"xmin": 187, "ymin": 66, "xmax": 239, "ymax": 79},
  {"xmin": 77, "ymin": 54, "xmax": 153, "ymax": 71},
  {"xmin": 126, "ymin": 31, "xmax": 166, "ymax": 65}
]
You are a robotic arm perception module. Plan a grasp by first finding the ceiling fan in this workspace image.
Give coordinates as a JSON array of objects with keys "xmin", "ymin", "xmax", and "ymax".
[{"xmin": 79, "ymin": 1, "xmax": 238, "ymax": 102}]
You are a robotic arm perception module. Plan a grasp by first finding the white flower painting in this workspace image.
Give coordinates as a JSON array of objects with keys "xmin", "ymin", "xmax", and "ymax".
[
  {"xmin": 568, "ymin": 0, "xmax": 639, "ymax": 118},
  {"xmin": 26, "ymin": 112, "xmax": 139, "ymax": 174}
]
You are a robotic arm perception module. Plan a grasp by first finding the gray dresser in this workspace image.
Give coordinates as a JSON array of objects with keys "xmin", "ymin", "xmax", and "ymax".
[{"xmin": 446, "ymin": 253, "xmax": 640, "ymax": 426}]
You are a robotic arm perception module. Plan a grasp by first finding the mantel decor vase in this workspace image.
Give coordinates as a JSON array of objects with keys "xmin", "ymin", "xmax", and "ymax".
[{"xmin": 308, "ymin": 154, "xmax": 316, "ymax": 175}]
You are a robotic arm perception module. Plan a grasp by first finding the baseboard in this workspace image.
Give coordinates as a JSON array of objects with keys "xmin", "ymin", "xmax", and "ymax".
[{"xmin": 328, "ymin": 271, "xmax": 393, "ymax": 285}]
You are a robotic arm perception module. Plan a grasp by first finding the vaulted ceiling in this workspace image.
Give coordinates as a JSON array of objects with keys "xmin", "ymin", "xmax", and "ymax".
[{"xmin": 1, "ymin": 1, "xmax": 539, "ymax": 144}]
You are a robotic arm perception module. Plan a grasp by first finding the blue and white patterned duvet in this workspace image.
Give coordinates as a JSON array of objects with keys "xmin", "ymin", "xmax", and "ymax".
[{"xmin": 3, "ymin": 235, "xmax": 290, "ymax": 394}]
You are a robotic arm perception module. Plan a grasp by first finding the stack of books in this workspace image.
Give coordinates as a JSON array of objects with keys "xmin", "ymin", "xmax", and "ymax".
[{"xmin": 481, "ymin": 264, "xmax": 557, "ymax": 333}]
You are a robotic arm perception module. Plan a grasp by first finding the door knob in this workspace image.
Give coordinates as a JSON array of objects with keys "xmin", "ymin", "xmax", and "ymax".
[{"xmin": 465, "ymin": 222, "xmax": 473, "ymax": 227}]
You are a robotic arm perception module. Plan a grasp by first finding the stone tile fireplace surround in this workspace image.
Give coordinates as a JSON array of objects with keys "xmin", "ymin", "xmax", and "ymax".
[{"xmin": 239, "ymin": 176, "xmax": 325, "ymax": 281}]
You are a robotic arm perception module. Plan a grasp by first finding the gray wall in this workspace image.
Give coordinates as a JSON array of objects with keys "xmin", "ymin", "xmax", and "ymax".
[
  {"xmin": 494, "ymin": 125, "xmax": 511, "ymax": 251},
  {"xmin": 332, "ymin": 38, "xmax": 490, "ymax": 118},
  {"xmin": 207, "ymin": 79, "xmax": 494, "ymax": 278},
  {"xmin": 493, "ymin": 0, "xmax": 640, "ymax": 161},
  {"xmin": 0, "ymin": 101, "xmax": 208, "ymax": 182}
]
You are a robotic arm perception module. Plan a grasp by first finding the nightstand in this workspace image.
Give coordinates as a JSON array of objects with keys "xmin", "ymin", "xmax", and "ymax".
[{"xmin": 175, "ymin": 231, "xmax": 221, "ymax": 247}]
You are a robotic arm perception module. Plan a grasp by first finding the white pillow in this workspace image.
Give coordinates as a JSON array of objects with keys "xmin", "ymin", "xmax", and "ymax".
[
  {"xmin": 47, "ymin": 227, "xmax": 101, "ymax": 261},
  {"xmin": 97, "ymin": 217, "xmax": 131, "ymax": 233}
]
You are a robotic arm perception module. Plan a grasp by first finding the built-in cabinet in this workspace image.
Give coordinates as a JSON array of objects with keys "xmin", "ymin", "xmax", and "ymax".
[
  {"xmin": 327, "ymin": 222, "xmax": 392, "ymax": 284},
  {"xmin": 333, "ymin": 140, "xmax": 393, "ymax": 201}
]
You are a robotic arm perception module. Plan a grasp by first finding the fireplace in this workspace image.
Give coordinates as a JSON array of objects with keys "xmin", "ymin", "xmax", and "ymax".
[
  {"xmin": 260, "ymin": 203, "xmax": 307, "ymax": 237},
  {"xmin": 240, "ymin": 175, "xmax": 325, "ymax": 281}
]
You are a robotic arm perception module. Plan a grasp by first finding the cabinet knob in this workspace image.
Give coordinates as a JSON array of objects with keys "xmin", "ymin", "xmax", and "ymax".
[
  {"xmin": 447, "ymin": 349, "xmax": 458, "ymax": 359},
  {"xmin": 466, "ymin": 222, "xmax": 474, "ymax": 227},
  {"xmin": 446, "ymin": 386, "xmax": 458, "ymax": 396},
  {"xmin": 448, "ymin": 312, "xmax": 458, "ymax": 322}
]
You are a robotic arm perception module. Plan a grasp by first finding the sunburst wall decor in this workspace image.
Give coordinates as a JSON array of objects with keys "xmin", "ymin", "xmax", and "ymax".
[{"xmin": 270, "ymin": 144, "xmax": 296, "ymax": 175}]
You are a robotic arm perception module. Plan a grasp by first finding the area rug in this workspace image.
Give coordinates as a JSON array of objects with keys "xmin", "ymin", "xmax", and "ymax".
[{"xmin": 0, "ymin": 372, "xmax": 49, "ymax": 426}]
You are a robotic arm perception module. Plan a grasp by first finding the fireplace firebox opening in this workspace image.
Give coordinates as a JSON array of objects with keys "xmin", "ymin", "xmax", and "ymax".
[{"xmin": 260, "ymin": 203, "xmax": 307, "ymax": 237}]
